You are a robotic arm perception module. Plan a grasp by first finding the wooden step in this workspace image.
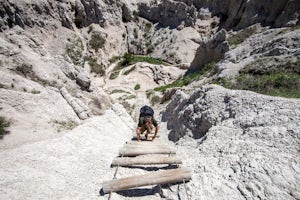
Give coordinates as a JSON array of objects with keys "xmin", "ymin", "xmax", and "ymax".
[
  {"xmin": 123, "ymin": 145, "xmax": 172, "ymax": 150},
  {"xmin": 119, "ymin": 147, "xmax": 176, "ymax": 156},
  {"xmin": 102, "ymin": 168, "xmax": 192, "ymax": 194},
  {"xmin": 111, "ymin": 155, "xmax": 182, "ymax": 167},
  {"xmin": 126, "ymin": 140, "xmax": 166, "ymax": 145}
]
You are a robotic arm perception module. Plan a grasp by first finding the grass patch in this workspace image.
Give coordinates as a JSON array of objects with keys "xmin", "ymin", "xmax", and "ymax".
[
  {"xmin": 110, "ymin": 89, "xmax": 130, "ymax": 94},
  {"xmin": 134, "ymin": 84, "xmax": 140, "ymax": 90},
  {"xmin": 110, "ymin": 53, "xmax": 167, "ymax": 80},
  {"xmin": 216, "ymin": 72, "xmax": 300, "ymax": 98},
  {"xmin": 109, "ymin": 56, "xmax": 120, "ymax": 64},
  {"xmin": 109, "ymin": 70, "xmax": 120, "ymax": 80},
  {"xmin": 154, "ymin": 62, "xmax": 215, "ymax": 92},
  {"xmin": 89, "ymin": 33, "xmax": 106, "ymax": 52},
  {"xmin": 146, "ymin": 90, "xmax": 154, "ymax": 98},
  {"xmin": 114, "ymin": 53, "xmax": 167, "ymax": 72},
  {"xmin": 86, "ymin": 57, "xmax": 105, "ymax": 76},
  {"xmin": 151, "ymin": 95, "xmax": 161, "ymax": 105},
  {"xmin": 125, "ymin": 95, "xmax": 136, "ymax": 100},
  {"xmin": 118, "ymin": 94, "xmax": 136, "ymax": 101},
  {"xmin": 114, "ymin": 53, "xmax": 134, "ymax": 71},
  {"xmin": 227, "ymin": 26, "xmax": 258, "ymax": 46},
  {"xmin": 131, "ymin": 55, "xmax": 165, "ymax": 65},
  {"xmin": 52, "ymin": 120, "xmax": 78, "ymax": 132},
  {"xmin": 0, "ymin": 116, "xmax": 10, "ymax": 138},
  {"xmin": 123, "ymin": 66, "xmax": 136, "ymax": 75}
]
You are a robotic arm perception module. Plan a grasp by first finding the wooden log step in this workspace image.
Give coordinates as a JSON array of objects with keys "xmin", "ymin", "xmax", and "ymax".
[
  {"xmin": 102, "ymin": 168, "xmax": 192, "ymax": 194},
  {"xmin": 119, "ymin": 147, "xmax": 176, "ymax": 156},
  {"xmin": 111, "ymin": 155, "xmax": 182, "ymax": 167},
  {"xmin": 123, "ymin": 144, "xmax": 171, "ymax": 150},
  {"xmin": 125, "ymin": 141, "xmax": 167, "ymax": 145}
]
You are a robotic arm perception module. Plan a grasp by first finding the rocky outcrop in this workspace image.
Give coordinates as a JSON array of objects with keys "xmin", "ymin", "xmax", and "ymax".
[
  {"xmin": 162, "ymin": 84, "xmax": 300, "ymax": 199},
  {"xmin": 176, "ymin": 0, "xmax": 300, "ymax": 29},
  {"xmin": 0, "ymin": 0, "xmax": 125, "ymax": 31},
  {"xmin": 139, "ymin": 0, "xmax": 197, "ymax": 28},
  {"xmin": 217, "ymin": 27, "xmax": 300, "ymax": 79},
  {"xmin": 189, "ymin": 29, "xmax": 229, "ymax": 72}
]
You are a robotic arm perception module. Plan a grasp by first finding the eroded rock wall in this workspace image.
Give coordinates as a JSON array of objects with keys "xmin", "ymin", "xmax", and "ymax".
[
  {"xmin": 162, "ymin": 84, "xmax": 300, "ymax": 199},
  {"xmin": 176, "ymin": 0, "xmax": 300, "ymax": 29}
]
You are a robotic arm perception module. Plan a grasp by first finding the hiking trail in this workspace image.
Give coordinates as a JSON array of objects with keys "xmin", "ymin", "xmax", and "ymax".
[{"xmin": 101, "ymin": 135, "xmax": 192, "ymax": 199}]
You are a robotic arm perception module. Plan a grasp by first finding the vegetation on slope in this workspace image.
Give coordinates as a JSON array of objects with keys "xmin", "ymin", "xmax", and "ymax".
[
  {"xmin": 109, "ymin": 53, "xmax": 167, "ymax": 80},
  {"xmin": 215, "ymin": 58, "xmax": 300, "ymax": 98},
  {"xmin": 227, "ymin": 25, "xmax": 259, "ymax": 47},
  {"xmin": 85, "ymin": 57, "xmax": 105, "ymax": 76},
  {"xmin": 89, "ymin": 33, "xmax": 106, "ymax": 52},
  {"xmin": 154, "ymin": 62, "xmax": 215, "ymax": 92},
  {"xmin": 66, "ymin": 37, "xmax": 84, "ymax": 65}
]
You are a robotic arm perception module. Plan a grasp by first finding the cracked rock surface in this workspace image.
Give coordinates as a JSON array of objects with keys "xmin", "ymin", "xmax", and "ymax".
[{"xmin": 162, "ymin": 84, "xmax": 300, "ymax": 200}]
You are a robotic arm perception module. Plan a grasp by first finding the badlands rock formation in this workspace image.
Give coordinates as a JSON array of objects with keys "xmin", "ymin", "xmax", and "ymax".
[
  {"xmin": 162, "ymin": 85, "xmax": 300, "ymax": 199},
  {"xmin": 189, "ymin": 29, "xmax": 229, "ymax": 72},
  {"xmin": 0, "ymin": 104, "xmax": 135, "ymax": 199},
  {"xmin": 0, "ymin": 0, "xmax": 299, "ymax": 199},
  {"xmin": 177, "ymin": 0, "xmax": 300, "ymax": 29},
  {"xmin": 216, "ymin": 26, "xmax": 300, "ymax": 79}
]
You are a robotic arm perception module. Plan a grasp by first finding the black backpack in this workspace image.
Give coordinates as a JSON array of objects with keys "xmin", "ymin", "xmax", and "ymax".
[{"xmin": 139, "ymin": 105, "xmax": 154, "ymax": 117}]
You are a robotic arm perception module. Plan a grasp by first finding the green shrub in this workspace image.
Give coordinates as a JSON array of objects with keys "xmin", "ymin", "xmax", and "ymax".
[
  {"xmin": 66, "ymin": 37, "xmax": 83, "ymax": 65},
  {"xmin": 114, "ymin": 53, "xmax": 167, "ymax": 74},
  {"xmin": 89, "ymin": 33, "xmax": 106, "ymax": 52},
  {"xmin": 125, "ymin": 95, "xmax": 136, "ymax": 100},
  {"xmin": 134, "ymin": 84, "xmax": 140, "ymax": 90},
  {"xmin": 0, "ymin": 116, "xmax": 10, "ymax": 137},
  {"xmin": 211, "ymin": 21, "xmax": 218, "ymax": 28},
  {"xmin": 114, "ymin": 53, "xmax": 134, "ymax": 71},
  {"xmin": 151, "ymin": 95, "xmax": 161, "ymax": 105},
  {"xmin": 110, "ymin": 89, "xmax": 130, "ymax": 94},
  {"xmin": 109, "ymin": 56, "xmax": 120, "ymax": 64},
  {"xmin": 109, "ymin": 71, "xmax": 120, "ymax": 79},
  {"xmin": 123, "ymin": 66, "xmax": 136, "ymax": 75},
  {"xmin": 145, "ymin": 23, "xmax": 152, "ymax": 33},
  {"xmin": 146, "ymin": 90, "xmax": 154, "ymax": 98},
  {"xmin": 86, "ymin": 57, "xmax": 105, "ymax": 76}
]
